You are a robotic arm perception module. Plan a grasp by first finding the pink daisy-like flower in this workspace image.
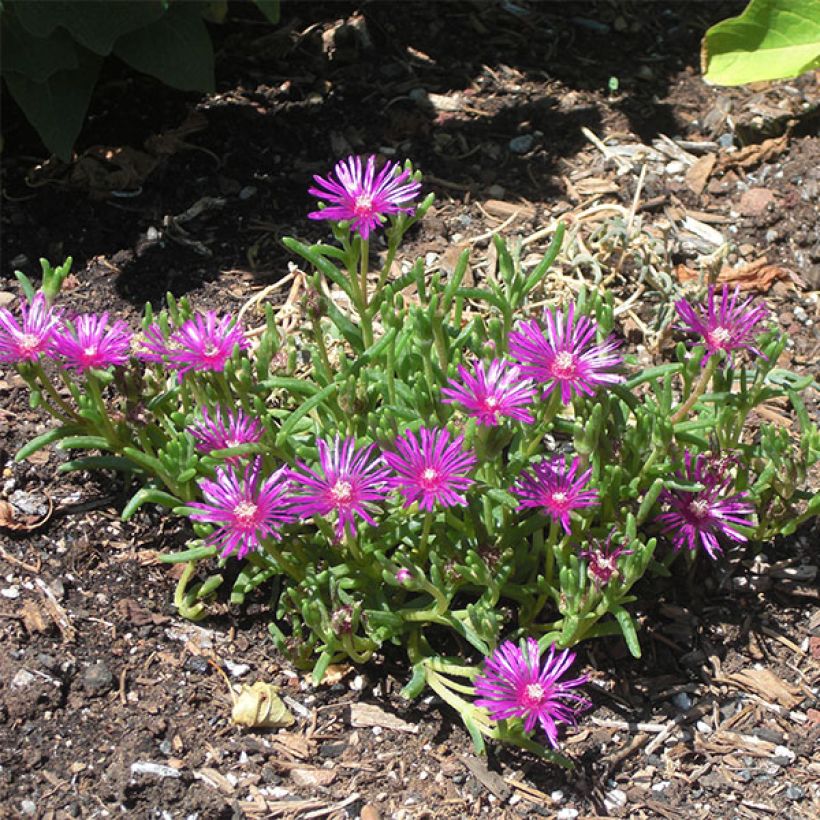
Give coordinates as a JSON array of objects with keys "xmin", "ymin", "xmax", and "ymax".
[
  {"xmin": 188, "ymin": 458, "xmax": 294, "ymax": 560},
  {"xmin": 508, "ymin": 303, "xmax": 623, "ymax": 405},
  {"xmin": 474, "ymin": 639, "xmax": 590, "ymax": 748},
  {"xmin": 513, "ymin": 455, "xmax": 598, "ymax": 534},
  {"xmin": 308, "ymin": 155, "xmax": 422, "ymax": 240},
  {"xmin": 135, "ymin": 323, "xmax": 174, "ymax": 364},
  {"xmin": 655, "ymin": 451, "xmax": 754, "ymax": 559},
  {"xmin": 0, "ymin": 292, "xmax": 62, "ymax": 363},
  {"xmin": 166, "ymin": 312, "xmax": 249, "ymax": 378},
  {"xmin": 54, "ymin": 313, "xmax": 132, "ymax": 373},
  {"xmin": 675, "ymin": 284, "xmax": 769, "ymax": 366},
  {"xmin": 384, "ymin": 427, "xmax": 477, "ymax": 511},
  {"xmin": 288, "ymin": 436, "xmax": 391, "ymax": 539},
  {"xmin": 580, "ymin": 534, "xmax": 633, "ymax": 589},
  {"xmin": 441, "ymin": 359, "xmax": 536, "ymax": 426},
  {"xmin": 188, "ymin": 407, "xmax": 263, "ymax": 460}
]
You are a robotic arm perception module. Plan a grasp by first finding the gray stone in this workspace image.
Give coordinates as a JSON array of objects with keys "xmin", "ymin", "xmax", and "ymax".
[
  {"xmin": 21, "ymin": 800, "xmax": 37, "ymax": 816},
  {"xmin": 130, "ymin": 761, "xmax": 181, "ymax": 779},
  {"xmin": 83, "ymin": 662, "xmax": 114, "ymax": 694},
  {"xmin": 508, "ymin": 135, "xmax": 535, "ymax": 155},
  {"xmin": 786, "ymin": 785, "xmax": 804, "ymax": 801},
  {"xmin": 184, "ymin": 655, "xmax": 210, "ymax": 675},
  {"xmin": 9, "ymin": 490, "xmax": 49, "ymax": 518},
  {"xmin": 11, "ymin": 669, "xmax": 36, "ymax": 689}
]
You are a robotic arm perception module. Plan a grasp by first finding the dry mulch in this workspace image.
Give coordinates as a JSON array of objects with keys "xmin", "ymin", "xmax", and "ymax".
[{"xmin": 1, "ymin": 3, "xmax": 818, "ymax": 818}]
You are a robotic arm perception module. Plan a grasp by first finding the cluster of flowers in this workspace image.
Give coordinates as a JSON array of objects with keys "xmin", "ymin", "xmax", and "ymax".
[{"xmin": 0, "ymin": 153, "xmax": 772, "ymax": 748}]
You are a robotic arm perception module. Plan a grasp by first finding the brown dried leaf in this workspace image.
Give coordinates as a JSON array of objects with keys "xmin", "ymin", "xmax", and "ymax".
[
  {"xmin": 482, "ymin": 199, "xmax": 535, "ymax": 219},
  {"xmin": 20, "ymin": 599, "xmax": 50, "ymax": 634},
  {"xmin": 290, "ymin": 767, "xmax": 337, "ymax": 788},
  {"xmin": 675, "ymin": 259, "xmax": 793, "ymax": 292},
  {"xmin": 717, "ymin": 134, "xmax": 789, "ymax": 171},
  {"xmin": 231, "ymin": 682, "xmax": 295, "ymax": 728},
  {"xmin": 115, "ymin": 598, "xmax": 170, "ymax": 626},
  {"xmin": 685, "ymin": 153, "xmax": 716, "ymax": 196}
]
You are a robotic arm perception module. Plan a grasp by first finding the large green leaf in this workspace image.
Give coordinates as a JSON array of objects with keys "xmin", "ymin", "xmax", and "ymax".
[
  {"xmin": 702, "ymin": 0, "xmax": 820, "ymax": 85},
  {"xmin": 14, "ymin": 1, "xmax": 165, "ymax": 55},
  {"xmin": 0, "ymin": 10, "xmax": 79, "ymax": 82},
  {"xmin": 113, "ymin": 2, "xmax": 214, "ymax": 92},
  {"xmin": 3, "ymin": 46, "xmax": 102, "ymax": 161}
]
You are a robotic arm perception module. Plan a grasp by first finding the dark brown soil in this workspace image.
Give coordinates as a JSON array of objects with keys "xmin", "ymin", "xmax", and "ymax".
[{"xmin": 1, "ymin": 3, "xmax": 818, "ymax": 818}]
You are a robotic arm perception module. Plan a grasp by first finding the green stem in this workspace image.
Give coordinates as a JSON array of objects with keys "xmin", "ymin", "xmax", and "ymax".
[
  {"xmin": 31, "ymin": 364, "xmax": 76, "ymax": 419},
  {"xmin": 86, "ymin": 373, "xmax": 120, "ymax": 447},
  {"xmin": 358, "ymin": 238, "xmax": 374, "ymax": 348},
  {"xmin": 544, "ymin": 520, "xmax": 559, "ymax": 588},
  {"xmin": 416, "ymin": 513, "xmax": 433, "ymax": 565},
  {"xmin": 671, "ymin": 357, "xmax": 717, "ymax": 425}
]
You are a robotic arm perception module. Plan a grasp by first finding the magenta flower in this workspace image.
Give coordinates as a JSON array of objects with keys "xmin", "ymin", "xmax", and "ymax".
[
  {"xmin": 166, "ymin": 313, "xmax": 249, "ymax": 378},
  {"xmin": 0, "ymin": 292, "xmax": 62, "ymax": 363},
  {"xmin": 675, "ymin": 285, "xmax": 768, "ymax": 366},
  {"xmin": 54, "ymin": 313, "xmax": 132, "ymax": 373},
  {"xmin": 474, "ymin": 639, "xmax": 590, "ymax": 748},
  {"xmin": 384, "ymin": 427, "xmax": 477, "ymax": 511},
  {"xmin": 135, "ymin": 323, "xmax": 174, "ymax": 364},
  {"xmin": 509, "ymin": 303, "xmax": 623, "ymax": 405},
  {"xmin": 441, "ymin": 359, "xmax": 536, "ymax": 426},
  {"xmin": 580, "ymin": 534, "xmax": 633, "ymax": 588},
  {"xmin": 288, "ymin": 436, "xmax": 391, "ymax": 539},
  {"xmin": 308, "ymin": 155, "xmax": 422, "ymax": 239},
  {"xmin": 396, "ymin": 568, "xmax": 412, "ymax": 584},
  {"xmin": 189, "ymin": 407, "xmax": 263, "ymax": 459},
  {"xmin": 656, "ymin": 451, "xmax": 754, "ymax": 559},
  {"xmin": 188, "ymin": 458, "xmax": 294, "ymax": 560},
  {"xmin": 513, "ymin": 455, "xmax": 598, "ymax": 534}
]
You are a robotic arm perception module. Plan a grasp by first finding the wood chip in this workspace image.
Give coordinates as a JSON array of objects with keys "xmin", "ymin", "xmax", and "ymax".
[
  {"xmin": 722, "ymin": 668, "xmax": 802, "ymax": 709},
  {"xmin": 717, "ymin": 133, "xmax": 789, "ymax": 171},
  {"xmin": 460, "ymin": 755, "xmax": 510, "ymax": 799},
  {"xmin": 348, "ymin": 703, "xmax": 418, "ymax": 733},
  {"xmin": 685, "ymin": 154, "xmax": 716, "ymax": 196}
]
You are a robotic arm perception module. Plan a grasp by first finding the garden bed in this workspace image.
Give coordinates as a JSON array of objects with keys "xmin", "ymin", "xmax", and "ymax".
[{"xmin": 1, "ymin": 3, "xmax": 818, "ymax": 818}]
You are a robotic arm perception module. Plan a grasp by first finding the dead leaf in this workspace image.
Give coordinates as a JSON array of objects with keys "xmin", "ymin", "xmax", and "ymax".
[
  {"xmin": 321, "ymin": 664, "xmax": 354, "ymax": 686},
  {"xmin": 270, "ymin": 732, "xmax": 313, "ymax": 761},
  {"xmin": 675, "ymin": 258, "xmax": 794, "ymax": 292},
  {"xmin": 20, "ymin": 599, "xmax": 50, "ymax": 634},
  {"xmin": 460, "ymin": 756, "xmax": 510, "ymax": 799},
  {"xmin": 232, "ymin": 681, "xmax": 295, "ymax": 728},
  {"xmin": 349, "ymin": 702, "xmax": 418, "ymax": 734},
  {"xmin": 685, "ymin": 154, "xmax": 716, "ymax": 196},
  {"xmin": 717, "ymin": 133, "xmax": 789, "ymax": 171},
  {"xmin": 0, "ymin": 495, "xmax": 53, "ymax": 532},
  {"xmin": 724, "ymin": 668, "xmax": 802, "ymax": 709}
]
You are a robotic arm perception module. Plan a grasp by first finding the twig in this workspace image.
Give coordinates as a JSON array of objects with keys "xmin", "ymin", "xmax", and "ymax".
[
  {"xmin": 0, "ymin": 544, "xmax": 41, "ymax": 573},
  {"xmin": 645, "ymin": 702, "xmax": 712, "ymax": 756},
  {"xmin": 34, "ymin": 577, "xmax": 76, "ymax": 642}
]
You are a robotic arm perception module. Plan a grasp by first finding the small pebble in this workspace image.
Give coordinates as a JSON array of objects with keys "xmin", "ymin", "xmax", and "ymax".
[
  {"xmin": 550, "ymin": 790, "xmax": 565, "ymax": 803},
  {"xmin": 159, "ymin": 740, "xmax": 172, "ymax": 756},
  {"xmin": 424, "ymin": 251, "xmax": 438, "ymax": 267},
  {"xmin": 508, "ymin": 134, "xmax": 535, "ymax": 154},
  {"xmin": 224, "ymin": 660, "xmax": 250, "ymax": 678},
  {"xmin": 11, "ymin": 669, "xmax": 36, "ymax": 689},
  {"xmin": 717, "ymin": 133, "xmax": 734, "ymax": 149},
  {"xmin": 793, "ymin": 306, "xmax": 808, "ymax": 322},
  {"xmin": 557, "ymin": 809, "xmax": 579, "ymax": 820},
  {"xmin": 603, "ymin": 788, "xmax": 627, "ymax": 813},
  {"xmin": 184, "ymin": 655, "xmax": 210, "ymax": 675},
  {"xmin": 21, "ymin": 800, "xmax": 37, "ymax": 817},
  {"xmin": 130, "ymin": 761, "xmax": 181, "ymax": 779},
  {"xmin": 651, "ymin": 781, "xmax": 670, "ymax": 793},
  {"xmin": 487, "ymin": 184, "xmax": 506, "ymax": 198},
  {"xmin": 739, "ymin": 769, "xmax": 754, "ymax": 782},
  {"xmin": 773, "ymin": 744, "xmax": 796, "ymax": 763},
  {"xmin": 238, "ymin": 186, "xmax": 257, "ymax": 200},
  {"xmin": 672, "ymin": 692, "xmax": 692, "ymax": 710},
  {"xmin": 786, "ymin": 785, "xmax": 804, "ymax": 801},
  {"xmin": 83, "ymin": 662, "xmax": 114, "ymax": 694},
  {"xmin": 1, "ymin": 587, "xmax": 20, "ymax": 599},
  {"xmin": 665, "ymin": 160, "xmax": 685, "ymax": 175}
]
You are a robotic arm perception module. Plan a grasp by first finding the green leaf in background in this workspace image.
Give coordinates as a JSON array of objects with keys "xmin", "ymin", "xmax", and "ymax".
[
  {"xmin": 254, "ymin": 0, "xmax": 281, "ymax": 24},
  {"xmin": 3, "ymin": 45, "xmax": 102, "ymax": 161},
  {"xmin": 14, "ymin": 0, "xmax": 165, "ymax": 56},
  {"xmin": 113, "ymin": 2, "xmax": 215, "ymax": 93},
  {"xmin": 702, "ymin": 0, "xmax": 820, "ymax": 86},
  {"xmin": 0, "ymin": 11, "xmax": 79, "ymax": 82}
]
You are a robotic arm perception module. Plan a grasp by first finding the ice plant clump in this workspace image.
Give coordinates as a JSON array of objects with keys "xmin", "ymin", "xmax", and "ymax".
[
  {"xmin": 384, "ymin": 427, "xmax": 477, "ymax": 510},
  {"xmin": 149, "ymin": 313, "xmax": 248, "ymax": 378},
  {"xmin": 54, "ymin": 313, "xmax": 132, "ymax": 373},
  {"xmin": 580, "ymin": 535, "xmax": 632, "ymax": 588},
  {"xmin": 188, "ymin": 407, "xmax": 263, "ymax": 458},
  {"xmin": 308, "ymin": 154, "xmax": 422, "ymax": 239},
  {"xmin": 441, "ymin": 359, "xmax": 536, "ymax": 426},
  {"xmin": 675, "ymin": 284, "xmax": 769, "ymax": 366},
  {"xmin": 509, "ymin": 303, "xmax": 623, "ymax": 405},
  {"xmin": 474, "ymin": 639, "xmax": 590, "ymax": 748},
  {"xmin": 655, "ymin": 451, "xmax": 755, "ymax": 559},
  {"xmin": 0, "ymin": 292, "xmax": 62, "ymax": 363},
  {"xmin": 513, "ymin": 455, "xmax": 598, "ymax": 534},
  {"xmin": 188, "ymin": 458, "xmax": 294, "ymax": 559},
  {"xmin": 288, "ymin": 436, "xmax": 391, "ymax": 539}
]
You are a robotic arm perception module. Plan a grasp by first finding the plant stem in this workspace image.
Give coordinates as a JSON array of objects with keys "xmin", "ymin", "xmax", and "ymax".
[
  {"xmin": 358, "ymin": 238, "xmax": 374, "ymax": 348},
  {"xmin": 671, "ymin": 357, "xmax": 717, "ymax": 425}
]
